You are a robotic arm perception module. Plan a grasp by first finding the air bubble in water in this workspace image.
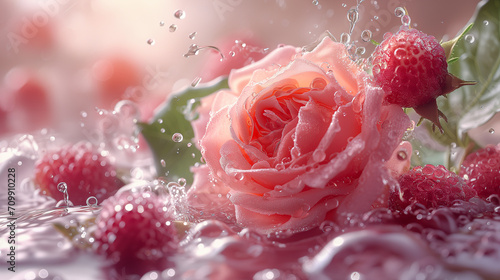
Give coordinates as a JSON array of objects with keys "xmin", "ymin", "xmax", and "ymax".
[
  {"xmin": 361, "ymin": 30, "xmax": 372, "ymax": 42},
  {"xmin": 401, "ymin": 14, "xmax": 411, "ymax": 26},
  {"xmin": 174, "ymin": 10, "xmax": 185, "ymax": 19},
  {"xmin": 188, "ymin": 32, "xmax": 197, "ymax": 40},
  {"xmin": 489, "ymin": 128, "xmax": 495, "ymax": 134},
  {"xmin": 86, "ymin": 196, "xmax": 98, "ymax": 207},
  {"xmin": 394, "ymin": 7, "xmax": 405, "ymax": 17},
  {"xmin": 465, "ymin": 34, "xmax": 475, "ymax": 43},
  {"xmin": 169, "ymin": 24, "xmax": 177, "ymax": 32},
  {"xmin": 172, "ymin": 133, "xmax": 183, "ymax": 142},
  {"xmin": 147, "ymin": 39, "xmax": 155, "ymax": 45}
]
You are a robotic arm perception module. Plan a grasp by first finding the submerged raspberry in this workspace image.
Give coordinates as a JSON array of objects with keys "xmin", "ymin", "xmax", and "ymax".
[
  {"xmin": 34, "ymin": 142, "xmax": 124, "ymax": 205},
  {"xmin": 460, "ymin": 145, "xmax": 500, "ymax": 199},
  {"xmin": 390, "ymin": 164, "xmax": 476, "ymax": 211}
]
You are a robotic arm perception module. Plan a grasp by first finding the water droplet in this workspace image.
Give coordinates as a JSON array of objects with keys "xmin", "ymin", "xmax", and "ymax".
[
  {"xmin": 86, "ymin": 196, "xmax": 98, "ymax": 207},
  {"xmin": 160, "ymin": 128, "xmax": 166, "ymax": 133},
  {"xmin": 312, "ymin": 0, "xmax": 319, "ymax": 5},
  {"xmin": 342, "ymin": 3, "xmax": 347, "ymax": 8},
  {"xmin": 159, "ymin": 21, "xmax": 165, "ymax": 26},
  {"xmin": 172, "ymin": 133, "xmax": 183, "ymax": 142},
  {"xmin": 174, "ymin": 10, "xmax": 185, "ymax": 19},
  {"xmin": 169, "ymin": 24, "xmax": 177, "ymax": 32},
  {"xmin": 229, "ymin": 51, "xmax": 236, "ymax": 57},
  {"xmin": 184, "ymin": 44, "xmax": 200, "ymax": 57},
  {"xmin": 312, "ymin": 150, "xmax": 326, "ymax": 162},
  {"xmin": 489, "ymin": 128, "xmax": 495, "ymax": 134},
  {"xmin": 191, "ymin": 76, "xmax": 202, "ymax": 87},
  {"xmin": 234, "ymin": 173, "xmax": 245, "ymax": 181},
  {"xmin": 147, "ymin": 38, "xmax": 155, "ymax": 45},
  {"xmin": 177, "ymin": 177, "xmax": 187, "ymax": 187},
  {"xmin": 394, "ymin": 7, "xmax": 405, "ymax": 17},
  {"xmin": 465, "ymin": 34, "xmax": 475, "ymax": 43},
  {"xmin": 401, "ymin": 14, "xmax": 411, "ymax": 26},
  {"xmin": 188, "ymin": 32, "xmax": 197, "ymax": 40},
  {"xmin": 355, "ymin": 47, "xmax": 366, "ymax": 56},
  {"xmin": 340, "ymin": 32, "xmax": 350, "ymax": 44},
  {"xmin": 57, "ymin": 182, "xmax": 67, "ymax": 193},
  {"xmin": 483, "ymin": 20, "xmax": 489, "ymax": 26},
  {"xmin": 397, "ymin": 150, "xmax": 407, "ymax": 160},
  {"xmin": 361, "ymin": 30, "xmax": 372, "ymax": 42},
  {"xmin": 347, "ymin": 9, "xmax": 358, "ymax": 23},
  {"xmin": 160, "ymin": 159, "xmax": 166, "ymax": 167}
]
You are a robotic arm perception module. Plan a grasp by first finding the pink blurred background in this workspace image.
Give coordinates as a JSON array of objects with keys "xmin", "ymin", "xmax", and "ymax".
[{"xmin": 0, "ymin": 0, "xmax": 481, "ymax": 140}]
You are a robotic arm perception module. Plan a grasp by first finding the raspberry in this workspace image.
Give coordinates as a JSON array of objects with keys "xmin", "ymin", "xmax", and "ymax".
[
  {"xmin": 460, "ymin": 145, "xmax": 500, "ymax": 199},
  {"xmin": 34, "ymin": 142, "xmax": 124, "ymax": 205},
  {"xmin": 93, "ymin": 191, "xmax": 178, "ymax": 264},
  {"xmin": 371, "ymin": 28, "xmax": 472, "ymax": 131},
  {"xmin": 389, "ymin": 164, "xmax": 476, "ymax": 211}
]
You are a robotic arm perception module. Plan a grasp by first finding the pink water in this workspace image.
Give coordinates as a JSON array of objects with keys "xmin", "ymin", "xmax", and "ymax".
[{"xmin": 1, "ymin": 151, "xmax": 500, "ymax": 280}]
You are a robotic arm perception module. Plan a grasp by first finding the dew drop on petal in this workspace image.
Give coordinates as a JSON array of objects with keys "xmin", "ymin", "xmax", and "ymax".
[
  {"xmin": 172, "ymin": 133, "xmax": 183, "ymax": 142},
  {"xmin": 174, "ymin": 10, "xmax": 185, "ymax": 19}
]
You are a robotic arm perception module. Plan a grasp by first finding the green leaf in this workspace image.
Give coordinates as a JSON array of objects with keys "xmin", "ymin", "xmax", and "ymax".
[
  {"xmin": 439, "ymin": 0, "xmax": 500, "ymax": 141},
  {"xmin": 138, "ymin": 77, "xmax": 229, "ymax": 185}
]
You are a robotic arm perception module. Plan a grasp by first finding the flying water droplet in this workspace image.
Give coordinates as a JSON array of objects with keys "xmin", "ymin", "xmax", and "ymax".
[
  {"xmin": 191, "ymin": 76, "xmax": 202, "ymax": 87},
  {"xmin": 361, "ymin": 30, "xmax": 372, "ymax": 42},
  {"xmin": 312, "ymin": 0, "xmax": 319, "ymax": 5},
  {"xmin": 86, "ymin": 196, "xmax": 98, "ymax": 207},
  {"xmin": 159, "ymin": 21, "xmax": 165, "ymax": 26},
  {"xmin": 160, "ymin": 159, "xmax": 166, "ymax": 167},
  {"xmin": 394, "ymin": 7, "xmax": 405, "ymax": 17},
  {"xmin": 465, "ymin": 34, "xmax": 475, "ymax": 43},
  {"xmin": 401, "ymin": 14, "xmax": 411, "ymax": 26},
  {"xmin": 172, "ymin": 133, "xmax": 183, "ymax": 142},
  {"xmin": 340, "ymin": 33, "xmax": 350, "ymax": 44},
  {"xmin": 169, "ymin": 24, "xmax": 177, "ymax": 32},
  {"xmin": 188, "ymin": 32, "xmax": 197, "ymax": 40},
  {"xmin": 57, "ymin": 182, "xmax": 67, "ymax": 193},
  {"xmin": 174, "ymin": 10, "xmax": 186, "ymax": 19},
  {"xmin": 147, "ymin": 38, "xmax": 155, "ymax": 45},
  {"xmin": 177, "ymin": 177, "xmax": 187, "ymax": 187},
  {"xmin": 489, "ymin": 128, "xmax": 495, "ymax": 134}
]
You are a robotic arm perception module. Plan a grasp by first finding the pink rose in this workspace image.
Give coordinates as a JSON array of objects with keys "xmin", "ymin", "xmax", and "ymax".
[{"xmin": 198, "ymin": 37, "xmax": 411, "ymax": 234}]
